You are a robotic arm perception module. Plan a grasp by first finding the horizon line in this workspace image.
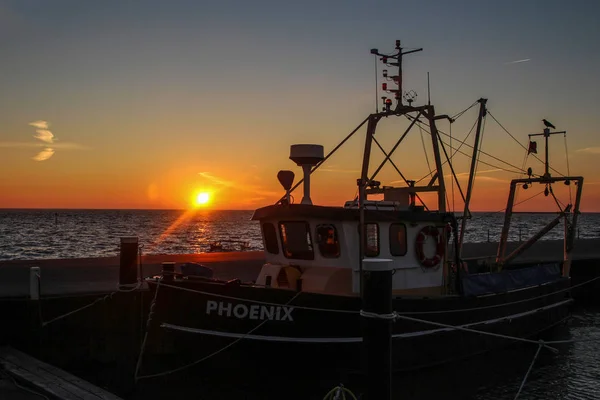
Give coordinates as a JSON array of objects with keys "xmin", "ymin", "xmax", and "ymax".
[{"xmin": 0, "ymin": 207, "xmax": 597, "ymax": 214}]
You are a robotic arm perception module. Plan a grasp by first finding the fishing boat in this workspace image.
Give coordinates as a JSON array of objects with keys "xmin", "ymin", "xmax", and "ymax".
[{"xmin": 140, "ymin": 40, "xmax": 582, "ymax": 379}]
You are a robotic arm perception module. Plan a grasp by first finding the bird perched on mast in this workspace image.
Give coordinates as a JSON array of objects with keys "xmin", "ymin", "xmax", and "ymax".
[{"xmin": 542, "ymin": 119, "xmax": 556, "ymax": 129}]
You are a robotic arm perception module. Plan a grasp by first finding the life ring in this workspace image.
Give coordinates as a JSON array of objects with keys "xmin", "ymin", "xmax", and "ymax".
[{"xmin": 415, "ymin": 225, "xmax": 445, "ymax": 268}]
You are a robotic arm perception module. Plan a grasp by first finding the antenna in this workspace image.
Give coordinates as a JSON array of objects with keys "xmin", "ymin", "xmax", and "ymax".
[
  {"xmin": 374, "ymin": 55, "xmax": 379, "ymax": 113},
  {"xmin": 371, "ymin": 40, "xmax": 423, "ymax": 112},
  {"xmin": 528, "ymin": 119, "xmax": 566, "ymax": 182},
  {"xmin": 427, "ymin": 72, "xmax": 431, "ymax": 105},
  {"xmin": 289, "ymin": 144, "xmax": 324, "ymax": 205}
]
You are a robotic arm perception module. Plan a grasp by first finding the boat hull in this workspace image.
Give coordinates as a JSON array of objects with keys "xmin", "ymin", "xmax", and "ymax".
[{"xmin": 138, "ymin": 277, "xmax": 571, "ymax": 379}]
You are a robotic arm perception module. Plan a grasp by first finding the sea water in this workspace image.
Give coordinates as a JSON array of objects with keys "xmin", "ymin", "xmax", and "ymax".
[{"xmin": 0, "ymin": 209, "xmax": 599, "ymax": 399}]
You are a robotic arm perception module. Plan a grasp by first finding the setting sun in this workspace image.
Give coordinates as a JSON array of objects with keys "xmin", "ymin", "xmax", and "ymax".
[{"xmin": 195, "ymin": 192, "xmax": 211, "ymax": 206}]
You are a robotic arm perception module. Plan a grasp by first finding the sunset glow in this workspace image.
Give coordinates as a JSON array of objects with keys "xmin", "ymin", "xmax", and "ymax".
[
  {"xmin": 0, "ymin": 2, "xmax": 599, "ymax": 212},
  {"xmin": 194, "ymin": 192, "xmax": 211, "ymax": 207}
]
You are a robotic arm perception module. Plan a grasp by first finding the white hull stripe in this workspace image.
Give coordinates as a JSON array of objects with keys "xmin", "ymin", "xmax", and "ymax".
[{"xmin": 160, "ymin": 299, "xmax": 572, "ymax": 343}]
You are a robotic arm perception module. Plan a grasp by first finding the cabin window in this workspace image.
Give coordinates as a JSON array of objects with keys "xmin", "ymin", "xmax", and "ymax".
[
  {"xmin": 364, "ymin": 223, "xmax": 379, "ymax": 257},
  {"xmin": 262, "ymin": 223, "xmax": 279, "ymax": 254},
  {"xmin": 279, "ymin": 221, "xmax": 314, "ymax": 260},
  {"xmin": 316, "ymin": 224, "xmax": 340, "ymax": 258},
  {"xmin": 389, "ymin": 223, "xmax": 407, "ymax": 256}
]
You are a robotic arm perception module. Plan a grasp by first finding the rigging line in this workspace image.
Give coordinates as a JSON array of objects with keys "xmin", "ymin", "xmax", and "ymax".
[
  {"xmin": 487, "ymin": 111, "xmax": 566, "ymax": 177},
  {"xmin": 437, "ymin": 130, "xmax": 467, "ymax": 205},
  {"xmin": 415, "ymin": 123, "xmax": 525, "ymax": 184},
  {"xmin": 451, "ymin": 101, "xmax": 479, "ymax": 120},
  {"xmin": 430, "ymin": 138, "xmax": 524, "ymax": 180},
  {"xmin": 435, "ymin": 127, "xmax": 527, "ymax": 176},
  {"xmin": 495, "ymin": 190, "xmax": 545, "ymax": 213},
  {"xmin": 548, "ymin": 185, "xmax": 565, "ymax": 211},
  {"xmin": 564, "ymin": 133, "xmax": 573, "ymax": 204},
  {"xmin": 414, "ymin": 118, "xmax": 479, "ymax": 184},
  {"xmin": 370, "ymin": 135, "xmax": 431, "ymax": 211},
  {"xmin": 469, "ymin": 115, "xmax": 487, "ymax": 218},
  {"xmin": 414, "ymin": 116, "xmax": 525, "ymax": 175},
  {"xmin": 450, "ymin": 122, "xmax": 455, "ymax": 212},
  {"xmin": 419, "ymin": 122, "xmax": 433, "ymax": 175}
]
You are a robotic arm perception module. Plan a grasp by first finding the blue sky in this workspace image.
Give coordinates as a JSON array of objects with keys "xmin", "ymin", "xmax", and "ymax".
[{"xmin": 1, "ymin": 0, "xmax": 599, "ymax": 210}]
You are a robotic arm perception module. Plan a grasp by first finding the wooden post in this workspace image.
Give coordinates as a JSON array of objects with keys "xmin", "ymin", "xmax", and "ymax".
[
  {"xmin": 119, "ymin": 237, "xmax": 139, "ymax": 287},
  {"xmin": 162, "ymin": 262, "xmax": 175, "ymax": 282},
  {"xmin": 361, "ymin": 258, "xmax": 393, "ymax": 400}
]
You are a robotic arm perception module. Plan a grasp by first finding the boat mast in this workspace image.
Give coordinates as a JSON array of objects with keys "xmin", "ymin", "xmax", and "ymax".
[
  {"xmin": 357, "ymin": 40, "xmax": 452, "ymax": 295},
  {"xmin": 496, "ymin": 122, "xmax": 583, "ymax": 276},
  {"xmin": 458, "ymin": 98, "xmax": 487, "ymax": 254}
]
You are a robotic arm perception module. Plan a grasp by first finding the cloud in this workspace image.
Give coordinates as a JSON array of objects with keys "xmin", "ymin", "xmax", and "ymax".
[
  {"xmin": 34, "ymin": 129, "xmax": 54, "ymax": 144},
  {"xmin": 453, "ymin": 168, "xmax": 503, "ymax": 177},
  {"xmin": 576, "ymin": 147, "xmax": 600, "ymax": 154},
  {"xmin": 320, "ymin": 168, "xmax": 360, "ymax": 174},
  {"xmin": 505, "ymin": 59, "xmax": 531, "ymax": 65},
  {"xmin": 0, "ymin": 142, "xmax": 89, "ymax": 150},
  {"xmin": 32, "ymin": 148, "xmax": 55, "ymax": 161},
  {"xmin": 29, "ymin": 120, "xmax": 49, "ymax": 129},
  {"xmin": 8, "ymin": 119, "xmax": 89, "ymax": 161},
  {"xmin": 198, "ymin": 171, "xmax": 280, "ymax": 196}
]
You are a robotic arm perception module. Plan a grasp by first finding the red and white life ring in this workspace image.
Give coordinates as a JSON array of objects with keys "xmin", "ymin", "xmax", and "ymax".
[{"xmin": 415, "ymin": 225, "xmax": 445, "ymax": 268}]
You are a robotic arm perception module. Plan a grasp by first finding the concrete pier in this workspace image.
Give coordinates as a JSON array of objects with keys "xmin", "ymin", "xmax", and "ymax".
[{"xmin": 0, "ymin": 251, "xmax": 266, "ymax": 298}]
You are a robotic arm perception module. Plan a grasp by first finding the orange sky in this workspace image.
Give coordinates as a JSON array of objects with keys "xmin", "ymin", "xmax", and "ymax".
[
  {"xmin": 1, "ymin": 2, "xmax": 599, "ymax": 213},
  {"xmin": 1, "ymin": 112, "xmax": 598, "ymax": 213}
]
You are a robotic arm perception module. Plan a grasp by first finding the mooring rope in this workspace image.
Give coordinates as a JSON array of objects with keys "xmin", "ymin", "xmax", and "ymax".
[
  {"xmin": 322, "ymin": 383, "xmax": 358, "ymax": 400},
  {"xmin": 134, "ymin": 290, "xmax": 302, "ymax": 381},
  {"xmin": 513, "ymin": 342, "xmax": 544, "ymax": 400},
  {"xmin": 134, "ymin": 277, "xmax": 163, "ymax": 382},
  {"xmin": 158, "ymin": 275, "xmax": 600, "ymax": 316}
]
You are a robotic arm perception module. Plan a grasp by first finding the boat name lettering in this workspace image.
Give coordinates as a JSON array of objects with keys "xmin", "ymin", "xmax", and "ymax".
[{"xmin": 205, "ymin": 300, "xmax": 294, "ymax": 321}]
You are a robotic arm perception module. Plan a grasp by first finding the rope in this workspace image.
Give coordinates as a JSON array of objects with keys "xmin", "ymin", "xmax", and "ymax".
[
  {"xmin": 157, "ymin": 282, "xmax": 358, "ymax": 314},
  {"xmin": 156, "ymin": 276, "xmax": 600, "ymax": 316},
  {"xmin": 450, "ymin": 122, "xmax": 455, "ymax": 212},
  {"xmin": 39, "ymin": 282, "xmax": 142, "ymax": 327},
  {"xmin": 392, "ymin": 313, "xmax": 558, "ymax": 352},
  {"xmin": 414, "ymin": 119, "xmax": 527, "ymax": 184},
  {"xmin": 415, "ymin": 117, "xmax": 478, "ymax": 184},
  {"xmin": 135, "ymin": 290, "xmax": 302, "ymax": 380},
  {"xmin": 360, "ymin": 310, "xmax": 396, "ymax": 320},
  {"xmin": 513, "ymin": 342, "xmax": 543, "ymax": 400},
  {"xmin": 419, "ymin": 123, "xmax": 433, "ymax": 177},
  {"xmin": 451, "ymin": 101, "xmax": 479, "ymax": 120},
  {"xmin": 487, "ymin": 111, "xmax": 566, "ymax": 177},
  {"xmin": 323, "ymin": 384, "xmax": 358, "ymax": 400},
  {"xmin": 494, "ymin": 190, "xmax": 545, "ymax": 213},
  {"xmin": 134, "ymin": 277, "xmax": 163, "ymax": 381}
]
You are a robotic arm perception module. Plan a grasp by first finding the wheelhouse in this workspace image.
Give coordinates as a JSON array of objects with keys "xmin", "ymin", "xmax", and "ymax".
[{"xmin": 252, "ymin": 203, "xmax": 454, "ymax": 296}]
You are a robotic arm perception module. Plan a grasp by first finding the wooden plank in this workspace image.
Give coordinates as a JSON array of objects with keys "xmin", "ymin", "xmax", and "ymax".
[{"xmin": 0, "ymin": 347, "xmax": 123, "ymax": 400}]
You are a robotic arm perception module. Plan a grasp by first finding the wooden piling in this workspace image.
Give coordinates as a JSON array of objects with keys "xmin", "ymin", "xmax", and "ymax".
[{"xmin": 361, "ymin": 258, "xmax": 393, "ymax": 400}]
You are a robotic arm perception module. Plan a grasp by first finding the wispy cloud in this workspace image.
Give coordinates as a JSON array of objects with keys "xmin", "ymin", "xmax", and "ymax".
[
  {"xmin": 453, "ymin": 168, "xmax": 503, "ymax": 177},
  {"xmin": 0, "ymin": 142, "xmax": 89, "ymax": 150},
  {"xmin": 198, "ymin": 171, "xmax": 280, "ymax": 196},
  {"xmin": 33, "ymin": 129, "xmax": 54, "ymax": 144},
  {"xmin": 505, "ymin": 58, "xmax": 531, "ymax": 65},
  {"xmin": 29, "ymin": 120, "xmax": 49, "ymax": 130},
  {"xmin": 576, "ymin": 147, "xmax": 600, "ymax": 154},
  {"xmin": 320, "ymin": 168, "xmax": 360, "ymax": 174},
  {"xmin": 32, "ymin": 148, "xmax": 55, "ymax": 161},
  {"xmin": 0, "ymin": 120, "xmax": 90, "ymax": 161}
]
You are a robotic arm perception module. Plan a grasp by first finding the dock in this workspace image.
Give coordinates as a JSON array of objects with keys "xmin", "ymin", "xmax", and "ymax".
[
  {"xmin": 0, "ymin": 240, "xmax": 598, "ymax": 299},
  {"xmin": 0, "ymin": 251, "xmax": 266, "ymax": 298},
  {"xmin": 0, "ymin": 346, "xmax": 122, "ymax": 400}
]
